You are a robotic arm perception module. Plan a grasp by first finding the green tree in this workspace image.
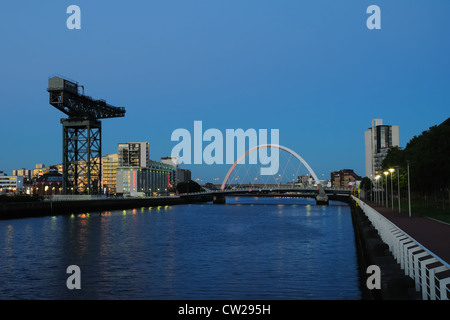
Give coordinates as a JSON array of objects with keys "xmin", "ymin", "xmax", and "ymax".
[
  {"xmin": 382, "ymin": 122, "xmax": 450, "ymax": 195},
  {"xmin": 176, "ymin": 180, "xmax": 204, "ymax": 193},
  {"xmin": 360, "ymin": 177, "xmax": 373, "ymax": 192}
]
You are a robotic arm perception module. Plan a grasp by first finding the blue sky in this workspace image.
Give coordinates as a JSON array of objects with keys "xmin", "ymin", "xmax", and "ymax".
[{"xmin": 0, "ymin": 1, "xmax": 449, "ymax": 182}]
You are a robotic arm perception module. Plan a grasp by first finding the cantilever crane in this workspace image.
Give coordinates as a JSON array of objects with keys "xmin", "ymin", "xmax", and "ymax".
[{"xmin": 47, "ymin": 76, "xmax": 126, "ymax": 195}]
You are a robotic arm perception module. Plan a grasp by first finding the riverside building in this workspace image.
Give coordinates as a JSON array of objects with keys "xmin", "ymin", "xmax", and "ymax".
[
  {"xmin": 114, "ymin": 142, "xmax": 177, "ymax": 196},
  {"xmin": 364, "ymin": 119, "xmax": 399, "ymax": 179},
  {"xmin": 116, "ymin": 160, "xmax": 174, "ymax": 197},
  {"xmin": 0, "ymin": 171, "xmax": 24, "ymax": 193}
]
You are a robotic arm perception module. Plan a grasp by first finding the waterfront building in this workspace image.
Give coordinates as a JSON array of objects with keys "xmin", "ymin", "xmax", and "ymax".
[
  {"xmin": 364, "ymin": 119, "xmax": 399, "ymax": 179},
  {"xmin": 12, "ymin": 168, "xmax": 31, "ymax": 183},
  {"xmin": 330, "ymin": 169, "xmax": 362, "ymax": 188},
  {"xmin": 31, "ymin": 164, "xmax": 63, "ymax": 179},
  {"xmin": 161, "ymin": 156, "xmax": 178, "ymax": 188},
  {"xmin": 160, "ymin": 156, "xmax": 192, "ymax": 187},
  {"xmin": 31, "ymin": 162, "xmax": 94, "ymax": 194},
  {"xmin": 104, "ymin": 143, "xmax": 181, "ymax": 196},
  {"xmin": 116, "ymin": 160, "xmax": 174, "ymax": 196},
  {"xmin": 102, "ymin": 153, "xmax": 119, "ymax": 194},
  {"xmin": 118, "ymin": 142, "xmax": 149, "ymax": 167},
  {"xmin": 0, "ymin": 171, "xmax": 24, "ymax": 193},
  {"xmin": 32, "ymin": 171, "xmax": 63, "ymax": 196},
  {"xmin": 32, "ymin": 164, "xmax": 47, "ymax": 179}
]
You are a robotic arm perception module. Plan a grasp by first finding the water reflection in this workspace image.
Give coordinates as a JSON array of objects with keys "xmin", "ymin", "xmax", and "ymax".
[{"xmin": 0, "ymin": 197, "xmax": 361, "ymax": 300}]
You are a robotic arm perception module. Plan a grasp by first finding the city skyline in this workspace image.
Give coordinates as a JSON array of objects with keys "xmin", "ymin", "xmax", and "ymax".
[{"xmin": 1, "ymin": 1, "xmax": 449, "ymax": 182}]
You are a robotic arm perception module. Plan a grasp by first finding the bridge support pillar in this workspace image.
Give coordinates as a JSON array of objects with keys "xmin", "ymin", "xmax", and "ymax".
[
  {"xmin": 213, "ymin": 195, "xmax": 226, "ymax": 204},
  {"xmin": 316, "ymin": 185, "xmax": 329, "ymax": 205}
]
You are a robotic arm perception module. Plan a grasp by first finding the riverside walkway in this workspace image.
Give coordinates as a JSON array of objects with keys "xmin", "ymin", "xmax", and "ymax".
[
  {"xmin": 357, "ymin": 197, "xmax": 450, "ymax": 300},
  {"xmin": 367, "ymin": 201, "xmax": 450, "ymax": 266}
]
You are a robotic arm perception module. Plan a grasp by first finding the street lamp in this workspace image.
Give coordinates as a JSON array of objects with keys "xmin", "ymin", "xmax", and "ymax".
[
  {"xmin": 384, "ymin": 171, "xmax": 389, "ymax": 208},
  {"xmin": 395, "ymin": 166, "xmax": 400, "ymax": 213},
  {"xmin": 389, "ymin": 168, "xmax": 395, "ymax": 210},
  {"xmin": 375, "ymin": 175, "xmax": 383, "ymax": 203},
  {"xmin": 407, "ymin": 160, "xmax": 412, "ymax": 218},
  {"xmin": 375, "ymin": 175, "xmax": 381, "ymax": 204}
]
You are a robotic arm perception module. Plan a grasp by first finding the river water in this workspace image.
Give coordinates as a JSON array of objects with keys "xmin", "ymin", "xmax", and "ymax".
[{"xmin": 0, "ymin": 197, "xmax": 361, "ymax": 300}]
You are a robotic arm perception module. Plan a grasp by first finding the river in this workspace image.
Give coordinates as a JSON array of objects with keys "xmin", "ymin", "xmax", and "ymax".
[{"xmin": 0, "ymin": 197, "xmax": 361, "ymax": 300}]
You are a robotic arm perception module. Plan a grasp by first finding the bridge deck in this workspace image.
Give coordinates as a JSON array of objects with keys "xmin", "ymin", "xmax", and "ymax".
[
  {"xmin": 193, "ymin": 187, "xmax": 352, "ymax": 195},
  {"xmin": 180, "ymin": 187, "xmax": 352, "ymax": 203}
]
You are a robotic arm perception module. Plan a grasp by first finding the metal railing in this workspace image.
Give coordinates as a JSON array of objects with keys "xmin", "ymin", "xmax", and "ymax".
[
  {"xmin": 202, "ymin": 186, "xmax": 351, "ymax": 193},
  {"xmin": 353, "ymin": 196, "xmax": 450, "ymax": 300}
]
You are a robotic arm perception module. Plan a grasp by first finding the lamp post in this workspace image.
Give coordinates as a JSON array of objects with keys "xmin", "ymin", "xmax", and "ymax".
[
  {"xmin": 407, "ymin": 160, "xmax": 411, "ymax": 218},
  {"xmin": 373, "ymin": 176, "xmax": 377, "ymax": 203},
  {"xmin": 384, "ymin": 171, "xmax": 389, "ymax": 208},
  {"xmin": 389, "ymin": 168, "xmax": 395, "ymax": 210},
  {"xmin": 396, "ymin": 166, "xmax": 400, "ymax": 213},
  {"xmin": 380, "ymin": 174, "xmax": 384, "ymax": 206},
  {"xmin": 377, "ymin": 175, "xmax": 382, "ymax": 204},
  {"xmin": 375, "ymin": 175, "xmax": 380, "ymax": 204},
  {"xmin": 372, "ymin": 176, "xmax": 375, "ymax": 203}
]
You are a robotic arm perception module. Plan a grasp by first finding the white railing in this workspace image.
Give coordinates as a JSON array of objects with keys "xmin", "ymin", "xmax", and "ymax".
[{"xmin": 353, "ymin": 196, "xmax": 450, "ymax": 300}]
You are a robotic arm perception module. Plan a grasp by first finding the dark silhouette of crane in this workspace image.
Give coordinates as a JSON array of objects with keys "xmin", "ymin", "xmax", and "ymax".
[{"xmin": 48, "ymin": 76, "xmax": 126, "ymax": 195}]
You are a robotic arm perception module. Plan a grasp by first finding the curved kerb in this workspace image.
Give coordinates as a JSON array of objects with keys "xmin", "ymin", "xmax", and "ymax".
[{"xmin": 220, "ymin": 144, "xmax": 320, "ymax": 191}]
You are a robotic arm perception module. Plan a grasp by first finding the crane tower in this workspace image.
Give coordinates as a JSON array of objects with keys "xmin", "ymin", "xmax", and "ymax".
[{"xmin": 47, "ymin": 76, "xmax": 126, "ymax": 195}]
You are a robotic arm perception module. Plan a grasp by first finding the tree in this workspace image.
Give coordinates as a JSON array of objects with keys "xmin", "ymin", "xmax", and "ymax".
[
  {"xmin": 381, "ymin": 146, "xmax": 404, "ymax": 170},
  {"xmin": 381, "ymin": 122, "xmax": 450, "ymax": 195},
  {"xmin": 176, "ymin": 180, "xmax": 204, "ymax": 194},
  {"xmin": 360, "ymin": 177, "xmax": 373, "ymax": 192}
]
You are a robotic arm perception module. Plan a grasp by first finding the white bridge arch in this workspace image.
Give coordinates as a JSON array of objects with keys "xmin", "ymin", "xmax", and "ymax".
[{"xmin": 220, "ymin": 144, "xmax": 321, "ymax": 191}]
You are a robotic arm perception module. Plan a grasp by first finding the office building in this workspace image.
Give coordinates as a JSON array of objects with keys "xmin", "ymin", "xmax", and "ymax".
[
  {"xmin": 12, "ymin": 168, "xmax": 31, "ymax": 183},
  {"xmin": 364, "ymin": 119, "xmax": 399, "ymax": 179},
  {"xmin": 0, "ymin": 171, "xmax": 24, "ymax": 193},
  {"xmin": 32, "ymin": 164, "xmax": 47, "ymax": 179}
]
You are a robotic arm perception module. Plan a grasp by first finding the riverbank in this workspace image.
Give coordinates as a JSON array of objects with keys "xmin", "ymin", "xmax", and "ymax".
[
  {"xmin": 0, "ymin": 196, "xmax": 194, "ymax": 220},
  {"xmin": 1, "ymin": 194, "xmax": 428, "ymax": 299},
  {"xmin": 349, "ymin": 198, "xmax": 421, "ymax": 300}
]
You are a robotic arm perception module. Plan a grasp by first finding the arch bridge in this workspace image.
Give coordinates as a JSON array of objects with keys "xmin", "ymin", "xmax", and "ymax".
[{"xmin": 180, "ymin": 144, "xmax": 355, "ymax": 205}]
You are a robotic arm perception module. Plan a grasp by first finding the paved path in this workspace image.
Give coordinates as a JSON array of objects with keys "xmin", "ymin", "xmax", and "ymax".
[{"xmin": 366, "ymin": 201, "xmax": 450, "ymax": 266}]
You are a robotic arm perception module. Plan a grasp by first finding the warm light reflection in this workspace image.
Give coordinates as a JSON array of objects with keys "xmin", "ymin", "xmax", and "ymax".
[{"xmin": 305, "ymin": 204, "xmax": 312, "ymax": 216}]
